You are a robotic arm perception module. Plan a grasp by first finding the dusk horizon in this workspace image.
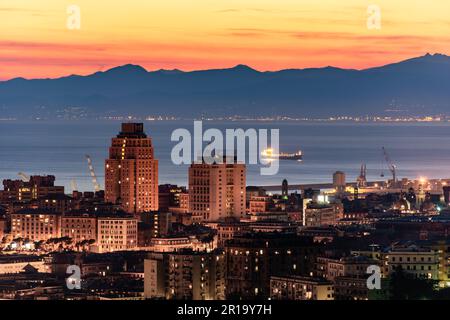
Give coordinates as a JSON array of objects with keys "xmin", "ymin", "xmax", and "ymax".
[
  {"xmin": 1, "ymin": 0, "xmax": 450, "ymax": 312},
  {"xmin": 1, "ymin": 52, "xmax": 448, "ymax": 81}
]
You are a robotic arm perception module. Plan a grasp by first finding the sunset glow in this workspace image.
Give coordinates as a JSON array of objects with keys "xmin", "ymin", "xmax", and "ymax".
[{"xmin": 1, "ymin": 0, "xmax": 450, "ymax": 80}]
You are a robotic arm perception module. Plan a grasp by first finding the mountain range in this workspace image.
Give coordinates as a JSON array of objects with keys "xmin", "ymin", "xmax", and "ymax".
[{"xmin": 1, "ymin": 53, "xmax": 450, "ymax": 118}]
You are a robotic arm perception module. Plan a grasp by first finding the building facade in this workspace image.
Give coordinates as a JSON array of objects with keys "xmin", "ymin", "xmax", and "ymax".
[
  {"xmin": 270, "ymin": 275, "xmax": 334, "ymax": 300},
  {"xmin": 225, "ymin": 234, "xmax": 322, "ymax": 299},
  {"xmin": 97, "ymin": 215, "xmax": 138, "ymax": 253},
  {"xmin": 304, "ymin": 203, "xmax": 344, "ymax": 227},
  {"xmin": 189, "ymin": 157, "xmax": 246, "ymax": 222},
  {"xmin": 11, "ymin": 209, "xmax": 61, "ymax": 241},
  {"xmin": 105, "ymin": 123, "xmax": 158, "ymax": 214},
  {"xmin": 61, "ymin": 212, "xmax": 97, "ymax": 245},
  {"xmin": 144, "ymin": 249, "xmax": 226, "ymax": 300}
]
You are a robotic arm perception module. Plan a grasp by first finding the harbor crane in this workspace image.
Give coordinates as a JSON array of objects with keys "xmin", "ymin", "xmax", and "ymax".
[
  {"xmin": 85, "ymin": 154, "xmax": 101, "ymax": 192},
  {"xmin": 357, "ymin": 163, "xmax": 367, "ymax": 188},
  {"xmin": 381, "ymin": 147, "xmax": 397, "ymax": 185}
]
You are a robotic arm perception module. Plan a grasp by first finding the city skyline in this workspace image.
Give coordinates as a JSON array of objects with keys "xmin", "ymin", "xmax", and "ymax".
[{"xmin": 1, "ymin": 0, "xmax": 450, "ymax": 305}]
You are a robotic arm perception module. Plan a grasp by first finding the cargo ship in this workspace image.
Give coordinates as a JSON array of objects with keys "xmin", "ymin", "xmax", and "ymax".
[{"xmin": 261, "ymin": 148, "xmax": 303, "ymax": 161}]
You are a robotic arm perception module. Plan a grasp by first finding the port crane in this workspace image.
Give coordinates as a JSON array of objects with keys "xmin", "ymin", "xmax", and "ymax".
[
  {"xmin": 357, "ymin": 164, "xmax": 367, "ymax": 188},
  {"xmin": 381, "ymin": 147, "xmax": 397, "ymax": 185},
  {"xmin": 85, "ymin": 154, "xmax": 101, "ymax": 192}
]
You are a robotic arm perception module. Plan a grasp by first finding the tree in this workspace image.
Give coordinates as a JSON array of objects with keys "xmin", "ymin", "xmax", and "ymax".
[{"xmin": 390, "ymin": 266, "xmax": 436, "ymax": 300}]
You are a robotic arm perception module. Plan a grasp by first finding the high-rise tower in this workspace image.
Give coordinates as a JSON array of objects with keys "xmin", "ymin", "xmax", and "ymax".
[
  {"xmin": 105, "ymin": 123, "xmax": 158, "ymax": 214},
  {"xmin": 188, "ymin": 157, "xmax": 246, "ymax": 222}
]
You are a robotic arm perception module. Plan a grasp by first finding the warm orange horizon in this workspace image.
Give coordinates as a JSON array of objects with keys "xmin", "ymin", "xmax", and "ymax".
[{"xmin": 1, "ymin": 0, "xmax": 450, "ymax": 80}]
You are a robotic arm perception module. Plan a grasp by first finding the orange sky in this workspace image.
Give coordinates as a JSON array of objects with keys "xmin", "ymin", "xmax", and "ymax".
[{"xmin": 1, "ymin": 0, "xmax": 450, "ymax": 80}]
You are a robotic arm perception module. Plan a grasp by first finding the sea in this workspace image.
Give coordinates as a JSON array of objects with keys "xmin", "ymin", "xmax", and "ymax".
[{"xmin": 1, "ymin": 120, "xmax": 450, "ymax": 192}]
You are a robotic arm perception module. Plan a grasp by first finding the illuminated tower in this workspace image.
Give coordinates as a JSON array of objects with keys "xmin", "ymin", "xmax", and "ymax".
[
  {"xmin": 105, "ymin": 123, "xmax": 158, "ymax": 214},
  {"xmin": 333, "ymin": 171, "xmax": 346, "ymax": 195}
]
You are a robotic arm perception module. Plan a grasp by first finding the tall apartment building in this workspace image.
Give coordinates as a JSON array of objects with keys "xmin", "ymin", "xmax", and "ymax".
[
  {"xmin": 11, "ymin": 209, "xmax": 62, "ymax": 241},
  {"xmin": 105, "ymin": 123, "xmax": 158, "ymax": 214},
  {"xmin": 225, "ymin": 234, "xmax": 322, "ymax": 299},
  {"xmin": 189, "ymin": 157, "xmax": 246, "ymax": 222},
  {"xmin": 144, "ymin": 249, "xmax": 226, "ymax": 300},
  {"xmin": 96, "ymin": 214, "xmax": 138, "ymax": 253}
]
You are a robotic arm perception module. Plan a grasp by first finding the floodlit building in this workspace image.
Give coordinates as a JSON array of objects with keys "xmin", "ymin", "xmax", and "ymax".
[
  {"xmin": 105, "ymin": 123, "xmax": 158, "ymax": 214},
  {"xmin": 189, "ymin": 157, "xmax": 246, "ymax": 222},
  {"xmin": 11, "ymin": 209, "xmax": 62, "ymax": 241},
  {"xmin": 97, "ymin": 214, "xmax": 138, "ymax": 253},
  {"xmin": 144, "ymin": 249, "xmax": 226, "ymax": 300},
  {"xmin": 270, "ymin": 275, "xmax": 334, "ymax": 300}
]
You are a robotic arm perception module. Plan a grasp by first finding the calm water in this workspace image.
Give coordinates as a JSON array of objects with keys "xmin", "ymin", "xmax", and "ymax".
[{"xmin": 1, "ymin": 120, "xmax": 450, "ymax": 192}]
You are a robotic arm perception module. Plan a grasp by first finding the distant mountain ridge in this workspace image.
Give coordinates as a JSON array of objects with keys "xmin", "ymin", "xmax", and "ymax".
[{"xmin": 1, "ymin": 53, "xmax": 450, "ymax": 118}]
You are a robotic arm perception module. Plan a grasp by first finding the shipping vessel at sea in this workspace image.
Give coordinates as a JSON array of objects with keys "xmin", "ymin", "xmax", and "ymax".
[{"xmin": 261, "ymin": 148, "xmax": 303, "ymax": 161}]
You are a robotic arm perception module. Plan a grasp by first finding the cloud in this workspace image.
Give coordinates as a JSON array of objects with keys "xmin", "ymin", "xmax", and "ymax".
[
  {"xmin": 0, "ymin": 6, "xmax": 55, "ymax": 16},
  {"xmin": 0, "ymin": 40, "xmax": 108, "ymax": 52}
]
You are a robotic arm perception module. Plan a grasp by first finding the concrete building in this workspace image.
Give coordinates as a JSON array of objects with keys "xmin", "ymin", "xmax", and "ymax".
[
  {"xmin": 144, "ymin": 249, "xmax": 226, "ymax": 300},
  {"xmin": 428, "ymin": 240, "xmax": 450, "ymax": 286},
  {"xmin": 0, "ymin": 216, "xmax": 6, "ymax": 240},
  {"xmin": 333, "ymin": 171, "xmax": 346, "ymax": 194},
  {"xmin": 334, "ymin": 277, "xmax": 370, "ymax": 300},
  {"xmin": 0, "ymin": 255, "xmax": 48, "ymax": 274},
  {"xmin": 36, "ymin": 194, "xmax": 73, "ymax": 214},
  {"xmin": 214, "ymin": 220, "xmax": 248, "ymax": 247},
  {"xmin": 146, "ymin": 235, "xmax": 214, "ymax": 252},
  {"xmin": 248, "ymin": 196, "xmax": 271, "ymax": 214},
  {"xmin": 385, "ymin": 244, "xmax": 440, "ymax": 280},
  {"xmin": 97, "ymin": 214, "xmax": 138, "ymax": 253},
  {"xmin": 11, "ymin": 209, "xmax": 62, "ymax": 241},
  {"xmin": 1, "ymin": 175, "xmax": 64, "ymax": 203},
  {"xmin": 270, "ymin": 275, "xmax": 334, "ymax": 300},
  {"xmin": 225, "ymin": 234, "xmax": 322, "ymax": 299},
  {"xmin": 304, "ymin": 202, "xmax": 344, "ymax": 227},
  {"xmin": 105, "ymin": 123, "xmax": 158, "ymax": 214},
  {"xmin": 61, "ymin": 212, "xmax": 97, "ymax": 245},
  {"xmin": 322, "ymin": 256, "xmax": 378, "ymax": 281},
  {"xmin": 189, "ymin": 157, "xmax": 246, "ymax": 222},
  {"xmin": 443, "ymin": 186, "xmax": 450, "ymax": 205},
  {"xmin": 141, "ymin": 211, "xmax": 172, "ymax": 238},
  {"xmin": 158, "ymin": 184, "xmax": 188, "ymax": 212}
]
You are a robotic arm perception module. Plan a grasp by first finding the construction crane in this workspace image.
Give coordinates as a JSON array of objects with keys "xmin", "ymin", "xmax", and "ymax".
[
  {"xmin": 85, "ymin": 155, "xmax": 101, "ymax": 192},
  {"xmin": 70, "ymin": 179, "xmax": 78, "ymax": 192},
  {"xmin": 381, "ymin": 147, "xmax": 397, "ymax": 184},
  {"xmin": 17, "ymin": 172, "xmax": 30, "ymax": 182}
]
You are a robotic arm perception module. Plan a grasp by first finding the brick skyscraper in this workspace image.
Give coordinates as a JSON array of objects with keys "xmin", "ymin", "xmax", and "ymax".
[
  {"xmin": 105, "ymin": 123, "xmax": 158, "ymax": 214},
  {"xmin": 189, "ymin": 157, "xmax": 246, "ymax": 222}
]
